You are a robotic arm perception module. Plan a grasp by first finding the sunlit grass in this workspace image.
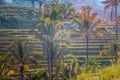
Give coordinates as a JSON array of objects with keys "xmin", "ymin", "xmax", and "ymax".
[{"xmin": 76, "ymin": 63, "xmax": 120, "ymax": 80}]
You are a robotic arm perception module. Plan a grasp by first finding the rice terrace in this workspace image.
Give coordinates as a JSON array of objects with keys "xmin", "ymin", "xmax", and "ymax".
[{"xmin": 0, "ymin": 0, "xmax": 120, "ymax": 80}]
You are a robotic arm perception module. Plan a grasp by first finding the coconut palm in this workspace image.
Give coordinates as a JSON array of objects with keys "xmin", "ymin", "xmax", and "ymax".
[
  {"xmin": 37, "ymin": 8, "xmax": 56, "ymax": 79},
  {"xmin": 36, "ymin": 1, "xmax": 75, "ymax": 80},
  {"xmin": 71, "ymin": 5, "xmax": 107, "ymax": 66},
  {"xmin": 8, "ymin": 39, "xmax": 33, "ymax": 80},
  {"xmin": 72, "ymin": 5, "xmax": 92, "ymax": 66},
  {"xmin": 101, "ymin": 0, "xmax": 120, "ymax": 40}
]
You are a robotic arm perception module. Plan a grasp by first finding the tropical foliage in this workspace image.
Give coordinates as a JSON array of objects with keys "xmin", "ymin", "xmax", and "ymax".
[
  {"xmin": 36, "ymin": 1, "xmax": 75, "ymax": 80},
  {"xmin": 0, "ymin": 0, "xmax": 120, "ymax": 80},
  {"xmin": 71, "ymin": 5, "xmax": 107, "ymax": 66},
  {"xmin": 102, "ymin": 0, "xmax": 120, "ymax": 40},
  {"xmin": 104, "ymin": 40, "xmax": 120, "ymax": 63},
  {"xmin": 8, "ymin": 39, "xmax": 34, "ymax": 80},
  {"xmin": 0, "ymin": 53, "xmax": 11, "ymax": 80}
]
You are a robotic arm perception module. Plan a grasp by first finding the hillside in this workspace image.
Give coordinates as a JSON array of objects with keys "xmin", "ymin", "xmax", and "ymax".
[{"xmin": 0, "ymin": 3, "xmax": 40, "ymax": 29}]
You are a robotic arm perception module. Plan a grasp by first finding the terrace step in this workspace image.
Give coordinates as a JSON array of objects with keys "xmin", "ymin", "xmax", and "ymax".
[{"xmin": 0, "ymin": 29, "xmax": 118, "ymax": 79}]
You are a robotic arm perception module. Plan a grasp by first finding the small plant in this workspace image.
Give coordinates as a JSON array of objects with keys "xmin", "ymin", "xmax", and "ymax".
[
  {"xmin": 8, "ymin": 39, "xmax": 34, "ymax": 80},
  {"xmin": 28, "ymin": 69, "xmax": 48, "ymax": 80},
  {"xmin": 100, "ymin": 50, "xmax": 109, "ymax": 56}
]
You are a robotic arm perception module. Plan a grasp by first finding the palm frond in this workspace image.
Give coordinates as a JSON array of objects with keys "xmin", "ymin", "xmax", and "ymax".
[
  {"xmin": 110, "ymin": 6, "xmax": 114, "ymax": 21},
  {"xmin": 104, "ymin": 4, "xmax": 111, "ymax": 13},
  {"xmin": 8, "ymin": 39, "xmax": 33, "ymax": 62},
  {"xmin": 101, "ymin": 0, "xmax": 111, "ymax": 4}
]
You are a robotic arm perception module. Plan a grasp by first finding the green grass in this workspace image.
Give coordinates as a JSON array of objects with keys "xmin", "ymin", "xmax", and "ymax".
[{"xmin": 76, "ymin": 63, "xmax": 120, "ymax": 80}]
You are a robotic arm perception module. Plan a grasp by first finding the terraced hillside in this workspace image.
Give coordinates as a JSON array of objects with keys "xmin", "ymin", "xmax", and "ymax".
[
  {"xmin": 0, "ymin": 28, "xmax": 120, "ymax": 56},
  {"xmin": 65, "ymin": 27, "xmax": 120, "ymax": 56},
  {"xmin": 0, "ymin": 29, "xmax": 44, "ymax": 66},
  {"xmin": 0, "ymin": 29, "xmax": 72, "ymax": 79},
  {"xmin": 0, "ymin": 4, "xmax": 39, "ymax": 28}
]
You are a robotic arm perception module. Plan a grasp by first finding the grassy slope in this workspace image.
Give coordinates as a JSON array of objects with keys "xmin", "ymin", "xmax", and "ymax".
[
  {"xmin": 0, "ymin": 4, "xmax": 39, "ymax": 29},
  {"xmin": 76, "ymin": 63, "xmax": 120, "ymax": 80}
]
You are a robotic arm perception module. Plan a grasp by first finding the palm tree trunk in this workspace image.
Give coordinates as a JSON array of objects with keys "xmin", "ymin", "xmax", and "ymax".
[
  {"xmin": 86, "ymin": 33, "xmax": 89, "ymax": 67},
  {"xmin": 48, "ymin": 50, "xmax": 52, "ymax": 80},
  {"xmin": 49, "ymin": 40, "xmax": 53, "ymax": 80},
  {"xmin": 47, "ymin": 39, "xmax": 52, "ymax": 80},
  {"xmin": 115, "ymin": 5, "xmax": 118, "ymax": 63},
  {"xmin": 56, "ymin": 64, "xmax": 58, "ymax": 80},
  {"xmin": 51, "ymin": 54, "xmax": 53, "ymax": 80},
  {"xmin": 19, "ymin": 63, "xmax": 24, "ymax": 80},
  {"xmin": 115, "ymin": 5, "xmax": 118, "ymax": 40}
]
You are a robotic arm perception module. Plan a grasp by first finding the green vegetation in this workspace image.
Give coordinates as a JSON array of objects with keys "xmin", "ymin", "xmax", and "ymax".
[
  {"xmin": 8, "ymin": 39, "xmax": 34, "ymax": 80},
  {"xmin": 0, "ymin": 0, "xmax": 120, "ymax": 80},
  {"xmin": 76, "ymin": 63, "xmax": 120, "ymax": 80}
]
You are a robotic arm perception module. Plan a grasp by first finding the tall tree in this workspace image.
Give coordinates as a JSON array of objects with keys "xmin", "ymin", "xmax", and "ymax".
[
  {"xmin": 101, "ymin": 0, "xmax": 120, "ymax": 40},
  {"xmin": 72, "ymin": 5, "xmax": 107, "ymax": 67},
  {"xmin": 36, "ymin": 1, "xmax": 75, "ymax": 80}
]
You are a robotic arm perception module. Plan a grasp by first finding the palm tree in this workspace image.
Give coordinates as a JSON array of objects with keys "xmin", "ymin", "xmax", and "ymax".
[
  {"xmin": 36, "ymin": 1, "xmax": 75, "ymax": 80},
  {"xmin": 36, "ymin": 8, "xmax": 58, "ymax": 80},
  {"xmin": 101, "ymin": 0, "xmax": 120, "ymax": 40},
  {"xmin": 8, "ymin": 39, "xmax": 33, "ymax": 80},
  {"xmin": 72, "ymin": 5, "xmax": 92, "ymax": 66},
  {"xmin": 71, "ymin": 5, "xmax": 107, "ymax": 66}
]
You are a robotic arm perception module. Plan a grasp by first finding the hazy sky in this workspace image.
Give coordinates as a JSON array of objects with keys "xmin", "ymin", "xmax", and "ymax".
[
  {"xmin": 5, "ymin": 0, "xmax": 120, "ymax": 20},
  {"xmin": 5, "ymin": 0, "xmax": 105, "ymax": 11},
  {"xmin": 6, "ymin": 0, "xmax": 12, "ymax": 3}
]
